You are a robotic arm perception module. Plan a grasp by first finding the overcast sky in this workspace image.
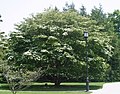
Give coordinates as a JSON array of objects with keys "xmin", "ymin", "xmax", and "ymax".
[{"xmin": 0, "ymin": 0, "xmax": 120, "ymax": 34}]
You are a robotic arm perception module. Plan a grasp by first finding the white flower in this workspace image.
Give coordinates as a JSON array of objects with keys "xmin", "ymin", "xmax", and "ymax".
[
  {"xmin": 8, "ymin": 56, "xmax": 14, "ymax": 60},
  {"xmin": 62, "ymin": 32, "xmax": 68, "ymax": 36},
  {"xmin": 41, "ymin": 49, "xmax": 49, "ymax": 53},
  {"xmin": 23, "ymin": 50, "xmax": 32, "ymax": 56}
]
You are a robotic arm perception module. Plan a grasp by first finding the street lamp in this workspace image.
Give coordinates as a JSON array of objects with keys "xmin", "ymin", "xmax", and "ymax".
[{"xmin": 84, "ymin": 31, "xmax": 89, "ymax": 92}]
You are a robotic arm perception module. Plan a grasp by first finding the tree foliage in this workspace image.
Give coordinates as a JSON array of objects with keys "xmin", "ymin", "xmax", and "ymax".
[
  {"xmin": 63, "ymin": 2, "xmax": 76, "ymax": 11},
  {"xmin": 0, "ymin": 15, "xmax": 8, "ymax": 82},
  {"xmin": 108, "ymin": 10, "xmax": 120, "ymax": 33},
  {"xmin": 90, "ymin": 5, "xmax": 107, "ymax": 25},
  {"xmin": 3, "ymin": 64, "xmax": 43, "ymax": 94},
  {"xmin": 79, "ymin": 5, "xmax": 87, "ymax": 17},
  {"xmin": 6, "ymin": 9, "xmax": 114, "ymax": 85}
]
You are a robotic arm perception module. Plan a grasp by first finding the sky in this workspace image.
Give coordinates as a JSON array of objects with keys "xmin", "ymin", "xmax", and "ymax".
[{"xmin": 0, "ymin": 0, "xmax": 120, "ymax": 35}]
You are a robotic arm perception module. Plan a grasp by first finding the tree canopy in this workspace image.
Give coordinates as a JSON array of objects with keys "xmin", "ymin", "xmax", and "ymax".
[{"xmin": 5, "ymin": 8, "xmax": 115, "ymax": 85}]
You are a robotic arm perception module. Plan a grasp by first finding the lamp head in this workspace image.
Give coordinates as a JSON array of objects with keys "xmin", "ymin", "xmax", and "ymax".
[{"xmin": 84, "ymin": 31, "xmax": 88, "ymax": 38}]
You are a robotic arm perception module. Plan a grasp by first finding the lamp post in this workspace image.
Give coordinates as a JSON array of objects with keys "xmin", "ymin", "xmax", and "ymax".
[{"xmin": 84, "ymin": 31, "xmax": 89, "ymax": 92}]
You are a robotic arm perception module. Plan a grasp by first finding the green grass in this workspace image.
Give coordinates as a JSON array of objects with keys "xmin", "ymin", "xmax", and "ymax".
[
  {"xmin": 0, "ymin": 82, "xmax": 105, "ymax": 94},
  {"xmin": 24, "ymin": 82, "xmax": 104, "ymax": 91},
  {"xmin": 0, "ymin": 91, "xmax": 89, "ymax": 94}
]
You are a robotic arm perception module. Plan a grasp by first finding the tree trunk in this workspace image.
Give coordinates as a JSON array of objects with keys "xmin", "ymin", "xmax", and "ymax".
[
  {"xmin": 54, "ymin": 79, "xmax": 60, "ymax": 86},
  {"xmin": 54, "ymin": 75, "xmax": 60, "ymax": 87},
  {"xmin": 11, "ymin": 90, "xmax": 17, "ymax": 94}
]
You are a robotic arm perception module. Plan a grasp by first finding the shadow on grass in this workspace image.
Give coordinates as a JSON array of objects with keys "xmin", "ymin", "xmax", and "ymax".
[
  {"xmin": 0, "ymin": 83, "xmax": 103, "ymax": 91},
  {"xmin": 25, "ymin": 84, "xmax": 102, "ymax": 91},
  {"xmin": 0, "ymin": 84, "xmax": 9, "ymax": 90}
]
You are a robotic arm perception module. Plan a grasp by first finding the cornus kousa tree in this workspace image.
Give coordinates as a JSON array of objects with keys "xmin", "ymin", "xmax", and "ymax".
[{"xmin": 7, "ymin": 9, "xmax": 114, "ymax": 86}]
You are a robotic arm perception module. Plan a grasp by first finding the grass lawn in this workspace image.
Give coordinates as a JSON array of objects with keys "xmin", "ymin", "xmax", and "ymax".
[
  {"xmin": 0, "ymin": 91, "xmax": 89, "ymax": 94},
  {"xmin": 0, "ymin": 82, "xmax": 105, "ymax": 94}
]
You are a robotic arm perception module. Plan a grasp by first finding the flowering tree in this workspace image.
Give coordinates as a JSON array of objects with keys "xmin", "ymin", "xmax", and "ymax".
[
  {"xmin": 3, "ymin": 65, "xmax": 43, "ymax": 94},
  {"xmin": 7, "ymin": 9, "xmax": 114, "ymax": 86}
]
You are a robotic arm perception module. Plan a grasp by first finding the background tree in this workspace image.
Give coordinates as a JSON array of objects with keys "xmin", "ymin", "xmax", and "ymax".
[
  {"xmin": 79, "ymin": 5, "xmax": 87, "ymax": 17},
  {"xmin": 89, "ymin": 6, "xmax": 120, "ymax": 82},
  {"xmin": 107, "ymin": 10, "xmax": 120, "ymax": 81},
  {"xmin": 90, "ymin": 5, "xmax": 107, "ymax": 25},
  {"xmin": 63, "ymin": 2, "xmax": 76, "ymax": 11},
  {"xmin": 108, "ymin": 10, "xmax": 120, "ymax": 33},
  {"xmin": 108, "ymin": 35, "xmax": 120, "ymax": 81},
  {"xmin": 0, "ymin": 15, "xmax": 8, "ymax": 82}
]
